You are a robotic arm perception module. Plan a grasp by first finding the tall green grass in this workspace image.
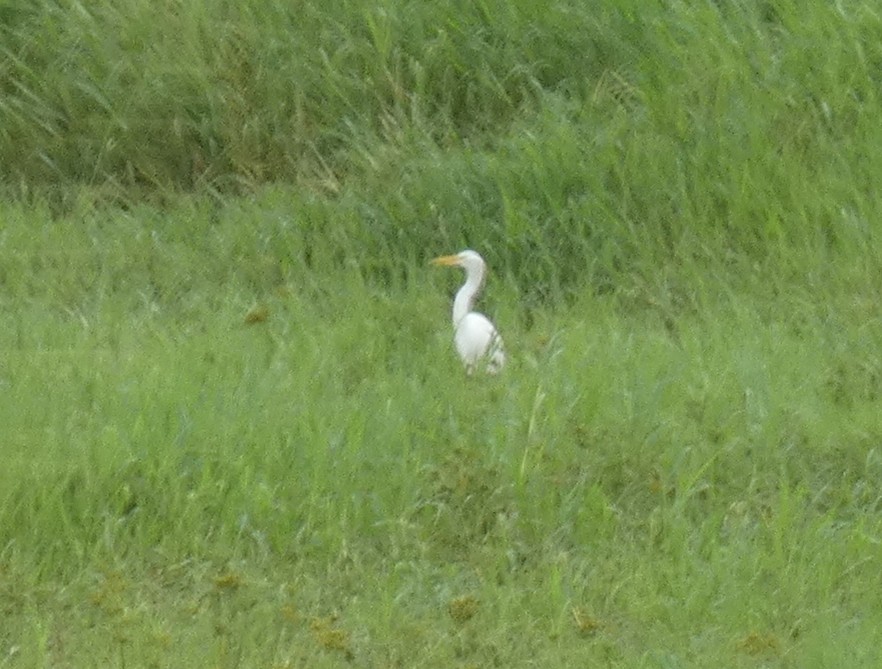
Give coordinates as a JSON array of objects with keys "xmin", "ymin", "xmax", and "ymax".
[
  {"xmin": 3, "ymin": 0, "xmax": 882, "ymax": 665},
  {"xmin": 2, "ymin": 1, "xmax": 881, "ymax": 268},
  {"xmin": 3, "ymin": 0, "xmax": 881, "ymax": 295}
]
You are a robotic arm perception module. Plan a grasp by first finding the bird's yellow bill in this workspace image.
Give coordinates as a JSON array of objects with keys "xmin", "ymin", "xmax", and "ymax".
[{"xmin": 430, "ymin": 254, "xmax": 460, "ymax": 267}]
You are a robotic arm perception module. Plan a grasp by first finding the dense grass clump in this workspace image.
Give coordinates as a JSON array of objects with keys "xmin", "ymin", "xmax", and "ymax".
[
  {"xmin": 3, "ymin": 1, "xmax": 882, "ymax": 666},
  {"xmin": 1, "ymin": 0, "xmax": 622, "ymax": 189},
  {"xmin": 4, "ymin": 1, "xmax": 882, "ymax": 290}
]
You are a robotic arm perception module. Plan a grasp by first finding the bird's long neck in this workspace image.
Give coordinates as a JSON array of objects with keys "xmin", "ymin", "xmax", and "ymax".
[{"xmin": 452, "ymin": 267, "xmax": 483, "ymax": 327}]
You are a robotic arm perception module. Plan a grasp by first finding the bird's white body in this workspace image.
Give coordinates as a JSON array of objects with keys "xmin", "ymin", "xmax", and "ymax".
[
  {"xmin": 454, "ymin": 312, "xmax": 505, "ymax": 374},
  {"xmin": 431, "ymin": 249, "xmax": 505, "ymax": 374}
]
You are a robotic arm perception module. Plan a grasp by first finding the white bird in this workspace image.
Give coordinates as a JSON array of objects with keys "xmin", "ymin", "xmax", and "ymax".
[{"xmin": 431, "ymin": 249, "xmax": 505, "ymax": 374}]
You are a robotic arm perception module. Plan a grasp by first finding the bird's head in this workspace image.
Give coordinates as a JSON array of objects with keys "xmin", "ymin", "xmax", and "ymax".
[{"xmin": 430, "ymin": 249, "xmax": 486, "ymax": 275}]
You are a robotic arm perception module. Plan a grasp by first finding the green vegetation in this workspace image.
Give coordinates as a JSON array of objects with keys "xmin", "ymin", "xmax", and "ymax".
[{"xmin": 2, "ymin": 0, "xmax": 882, "ymax": 666}]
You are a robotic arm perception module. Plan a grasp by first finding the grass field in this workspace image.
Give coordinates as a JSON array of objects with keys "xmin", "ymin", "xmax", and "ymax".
[{"xmin": 3, "ymin": 1, "xmax": 882, "ymax": 667}]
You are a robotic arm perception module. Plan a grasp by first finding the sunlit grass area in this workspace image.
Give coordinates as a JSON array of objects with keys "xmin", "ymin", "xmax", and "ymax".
[
  {"xmin": 3, "ymin": 198, "xmax": 882, "ymax": 666},
  {"xmin": 3, "ymin": 0, "xmax": 882, "ymax": 666}
]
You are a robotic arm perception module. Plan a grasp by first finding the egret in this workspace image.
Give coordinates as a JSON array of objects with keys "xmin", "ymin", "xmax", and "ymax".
[{"xmin": 431, "ymin": 249, "xmax": 505, "ymax": 375}]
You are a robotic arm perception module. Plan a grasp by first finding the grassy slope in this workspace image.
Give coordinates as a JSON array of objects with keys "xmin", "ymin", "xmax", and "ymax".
[{"xmin": 2, "ymin": 0, "xmax": 882, "ymax": 666}]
